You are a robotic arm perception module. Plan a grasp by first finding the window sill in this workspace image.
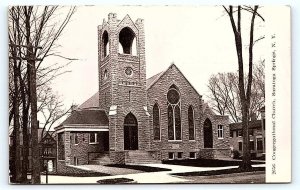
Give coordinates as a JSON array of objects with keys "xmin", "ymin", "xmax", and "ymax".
[
  {"xmin": 218, "ymin": 137, "xmax": 224, "ymax": 140},
  {"xmin": 189, "ymin": 140, "xmax": 196, "ymax": 142},
  {"xmin": 168, "ymin": 140, "xmax": 182, "ymax": 142},
  {"xmin": 89, "ymin": 142, "xmax": 99, "ymax": 145}
]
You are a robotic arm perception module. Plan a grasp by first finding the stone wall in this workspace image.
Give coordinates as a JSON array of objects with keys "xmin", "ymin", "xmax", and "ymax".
[
  {"xmin": 201, "ymin": 108, "xmax": 230, "ymax": 150},
  {"xmin": 147, "ymin": 64, "xmax": 203, "ymax": 159},
  {"xmin": 98, "ymin": 14, "xmax": 150, "ymax": 152},
  {"xmin": 68, "ymin": 132, "xmax": 103, "ymax": 165},
  {"xmin": 110, "ymin": 151, "xmax": 125, "ymax": 164}
]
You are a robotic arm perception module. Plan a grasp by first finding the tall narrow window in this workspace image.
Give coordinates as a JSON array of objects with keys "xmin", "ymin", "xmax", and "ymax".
[
  {"xmin": 74, "ymin": 133, "xmax": 79, "ymax": 145},
  {"xmin": 217, "ymin": 125, "xmax": 224, "ymax": 139},
  {"xmin": 188, "ymin": 106, "xmax": 195, "ymax": 140},
  {"xmin": 129, "ymin": 91, "xmax": 131, "ymax": 102},
  {"xmin": 102, "ymin": 31, "xmax": 109, "ymax": 57},
  {"xmin": 153, "ymin": 103, "xmax": 160, "ymax": 140},
  {"xmin": 58, "ymin": 133, "xmax": 65, "ymax": 160},
  {"xmin": 250, "ymin": 140, "xmax": 255, "ymax": 151},
  {"xmin": 238, "ymin": 141, "xmax": 243, "ymax": 151},
  {"xmin": 257, "ymin": 138, "xmax": 263, "ymax": 151},
  {"xmin": 167, "ymin": 85, "xmax": 181, "ymax": 140},
  {"xmin": 89, "ymin": 132, "xmax": 99, "ymax": 144}
]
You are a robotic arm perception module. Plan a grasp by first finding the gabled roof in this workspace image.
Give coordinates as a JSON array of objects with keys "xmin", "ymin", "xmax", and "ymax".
[
  {"xmin": 202, "ymin": 102, "xmax": 216, "ymax": 115},
  {"xmin": 117, "ymin": 14, "xmax": 138, "ymax": 32},
  {"xmin": 75, "ymin": 64, "xmax": 202, "ymax": 112},
  {"xmin": 61, "ymin": 109, "xmax": 108, "ymax": 126},
  {"xmin": 229, "ymin": 120, "xmax": 262, "ymax": 131},
  {"xmin": 146, "ymin": 63, "xmax": 202, "ymax": 98},
  {"xmin": 78, "ymin": 92, "xmax": 99, "ymax": 109},
  {"xmin": 146, "ymin": 71, "xmax": 164, "ymax": 89}
]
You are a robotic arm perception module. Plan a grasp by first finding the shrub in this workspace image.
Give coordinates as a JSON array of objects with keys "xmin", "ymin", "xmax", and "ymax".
[{"xmin": 232, "ymin": 150, "xmax": 240, "ymax": 159}]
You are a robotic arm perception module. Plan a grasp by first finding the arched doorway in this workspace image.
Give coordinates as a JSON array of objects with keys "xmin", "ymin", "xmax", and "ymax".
[
  {"xmin": 124, "ymin": 113, "xmax": 138, "ymax": 150},
  {"xmin": 204, "ymin": 118, "xmax": 213, "ymax": 148}
]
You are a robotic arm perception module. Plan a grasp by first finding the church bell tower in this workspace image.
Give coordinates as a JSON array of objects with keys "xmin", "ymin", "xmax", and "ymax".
[{"xmin": 98, "ymin": 13, "xmax": 149, "ymax": 157}]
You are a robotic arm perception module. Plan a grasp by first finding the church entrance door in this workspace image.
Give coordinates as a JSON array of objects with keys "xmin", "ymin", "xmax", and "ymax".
[{"xmin": 124, "ymin": 113, "xmax": 138, "ymax": 150}]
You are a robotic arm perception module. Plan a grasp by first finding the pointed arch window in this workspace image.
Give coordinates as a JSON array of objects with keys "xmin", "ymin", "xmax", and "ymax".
[
  {"xmin": 102, "ymin": 30, "xmax": 109, "ymax": 57},
  {"xmin": 188, "ymin": 106, "xmax": 195, "ymax": 140},
  {"xmin": 167, "ymin": 85, "xmax": 181, "ymax": 140},
  {"xmin": 153, "ymin": 103, "xmax": 160, "ymax": 140}
]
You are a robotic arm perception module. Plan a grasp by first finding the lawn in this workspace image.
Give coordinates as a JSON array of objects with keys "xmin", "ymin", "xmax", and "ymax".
[
  {"xmin": 105, "ymin": 164, "xmax": 171, "ymax": 172},
  {"xmin": 163, "ymin": 158, "xmax": 264, "ymax": 167}
]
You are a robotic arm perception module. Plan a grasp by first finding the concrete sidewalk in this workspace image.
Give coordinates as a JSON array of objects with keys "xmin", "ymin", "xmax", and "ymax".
[{"xmin": 41, "ymin": 163, "xmax": 265, "ymax": 184}]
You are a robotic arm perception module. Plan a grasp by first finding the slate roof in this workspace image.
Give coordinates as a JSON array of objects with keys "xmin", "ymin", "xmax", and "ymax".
[
  {"xmin": 78, "ymin": 92, "xmax": 99, "ymax": 109},
  {"xmin": 146, "ymin": 71, "xmax": 164, "ymax": 89},
  {"xmin": 229, "ymin": 120, "xmax": 262, "ymax": 131},
  {"xmin": 75, "ymin": 64, "xmax": 201, "ymax": 111},
  {"xmin": 76, "ymin": 71, "xmax": 166, "ymax": 109},
  {"xmin": 61, "ymin": 109, "xmax": 108, "ymax": 126}
]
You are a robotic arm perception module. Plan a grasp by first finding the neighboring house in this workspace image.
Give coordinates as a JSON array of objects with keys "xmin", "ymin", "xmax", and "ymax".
[
  {"xmin": 55, "ymin": 13, "xmax": 231, "ymax": 173},
  {"xmin": 229, "ymin": 107, "xmax": 265, "ymax": 159},
  {"xmin": 39, "ymin": 131, "xmax": 57, "ymax": 173},
  {"xmin": 9, "ymin": 127, "xmax": 57, "ymax": 173}
]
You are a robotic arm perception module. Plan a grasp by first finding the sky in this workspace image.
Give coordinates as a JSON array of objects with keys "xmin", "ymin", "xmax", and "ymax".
[{"xmin": 47, "ymin": 5, "xmax": 265, "ymax": 111}]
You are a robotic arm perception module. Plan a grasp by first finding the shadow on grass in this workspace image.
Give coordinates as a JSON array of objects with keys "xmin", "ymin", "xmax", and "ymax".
[
  {"xmin": 172, "ymin": 167, "xmax": 265, "ymax": 176},
  {"xmin": 49, "ymin": 166, "xmax": 110, "ymax": 177},
  {"xmin": 49, "ymin": 172, "xmax": 111, "ymax": 177},
  {"xmin": 105, "ymin": 164, "xmax": 171, "ymax": 172},
  {"xmin": 162, "ymin": 159, "xmax": 264, "ymax": 167},
  {"xmin": 97, "ymin": 177, "xmax": 135, "ymax": 184}
]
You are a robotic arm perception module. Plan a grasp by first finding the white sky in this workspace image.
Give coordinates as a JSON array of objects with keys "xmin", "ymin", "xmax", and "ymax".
[{"xmin": 47, "ymin": 5, "xmax": 265, "ymax": 110}]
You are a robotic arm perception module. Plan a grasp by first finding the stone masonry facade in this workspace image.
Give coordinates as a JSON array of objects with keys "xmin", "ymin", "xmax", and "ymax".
[{"xmin": 55, "ymin": 13, "xmax": 231, "ymax": 173}]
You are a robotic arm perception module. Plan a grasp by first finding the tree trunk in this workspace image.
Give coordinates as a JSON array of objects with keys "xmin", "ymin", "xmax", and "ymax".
[
  {"xmin": 240, "ymin": 102, "xmax": 252, "ymax": 171},
  {"xmin": 28, "ymin": 44, "xmax": 41, "ymax": 184},
  {"xmin": 20, "ymin": 73, "xmax": 29, "ymax": 182},
  {"xmin": 12, "ymin": 62, "xmax": 22, "ymax": 183}
]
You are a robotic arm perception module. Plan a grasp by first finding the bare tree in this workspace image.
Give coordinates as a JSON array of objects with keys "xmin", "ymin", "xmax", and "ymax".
[
  {"xmin": 8, "ymin": 6, "xmax": 76, "ymax": 183},
  {"xmin": 207, "ymin": 60, "xmax": 265, "ymax": 122},
  {"xmin": 222, "ymin": 5, "xmax": 264, "ymax": 171},
  {"xmin": 38, "ymin": 86, "xmax": 72, "ymax": 137}
]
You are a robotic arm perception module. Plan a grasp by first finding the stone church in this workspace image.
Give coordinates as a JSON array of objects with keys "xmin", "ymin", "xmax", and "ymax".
[{"xmin": 55, "ymin": 13, "xmax": 230, "ymax": 173}]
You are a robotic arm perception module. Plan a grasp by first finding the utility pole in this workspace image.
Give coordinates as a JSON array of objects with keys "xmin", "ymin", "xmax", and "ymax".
[{"xmin": 9, "ymin": 43, "xmax": 42, "ymax": 184}]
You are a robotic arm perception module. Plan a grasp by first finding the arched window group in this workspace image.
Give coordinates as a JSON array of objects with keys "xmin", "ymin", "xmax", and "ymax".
[
  {"xmin": 152, "ymin": 85, "xmax": 198, "ymax": 141},
  {"xmin": 167, "ymin": 85, "xmax": 181, "ymax": 140}
]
